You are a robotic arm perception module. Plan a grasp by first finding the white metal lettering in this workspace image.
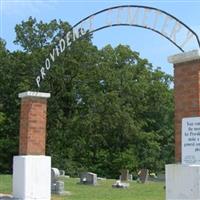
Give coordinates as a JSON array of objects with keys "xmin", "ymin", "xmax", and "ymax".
[
  {"xmin": 180, "ymin": 30, "xmax": 194, "ymax": 48},
  {"xmin": 161, "ymin": 16, "xmax": 173, "ymax": 37},
  {"xmin": 45, "ymin": 58, "xmax": 51, "ymax": 70},
  {"xmin": 170, "ymin": 21, "xmax": 182, "ymax": 43}
]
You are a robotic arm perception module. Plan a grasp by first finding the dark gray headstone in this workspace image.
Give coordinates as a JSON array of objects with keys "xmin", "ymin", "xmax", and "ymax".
[
  {"xmin": 120, "ymin": 169, "xmax": 129, "ymax": 182},
  {"xmin": 55, "ymin": 181, "xmax": 65, "ymax": 195},
  {"xmin": 80, "ymin": 172, "xmax": 97, "ymax": 185},
  {"xmin": 139, "ymin": 169, "xmax": 149, "ymax": 183}
]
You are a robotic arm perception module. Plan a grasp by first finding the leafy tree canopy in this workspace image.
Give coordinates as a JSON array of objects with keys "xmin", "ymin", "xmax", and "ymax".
[{"xmin": 0, "ymin": 17, "xmax": 174, "ymax": 177}]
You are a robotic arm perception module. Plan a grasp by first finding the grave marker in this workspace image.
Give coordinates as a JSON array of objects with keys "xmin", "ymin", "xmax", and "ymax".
[
  {"xmin": 120, "ymin": 169, "xmax": 129, "ymax": 182},
  {"xmin": 80, "ymin": 172, "xmax": 97, "ymax": 185},
  {"xmin": 51, "ymin": 168, "xmax": 65, "ymax": 195}
]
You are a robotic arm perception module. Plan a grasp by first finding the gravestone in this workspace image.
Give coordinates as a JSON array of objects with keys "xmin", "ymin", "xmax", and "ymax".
[
  {"xmin": 138, "ymin": 169, "xmax": 149, "ymax": 183},
  {"xmin": 120, "ymin": 169, "xmax": 129, "ymax": 182},
  {"xmin": 51, "ymin": 168, "xmax": 60, "ymax": 182},
  {"xmin": 55, "ymin": 181, "xmax": 65, "ymax": 195},
  {"xmin": 128, "ymin": 174, "xmax": 133, "ymax": 181},
  {"xmin": 51, "ymin": 168, "xmax": 65, "ymax": 195},
  {"xmin": 80, "ymin": 172, "xmax": 97, "ymax": 185},
  {"xmin": 59, "ymin": 170, "xmax": 65, "ymax": 177},
  {"xmin": 112, "ymin": 180, "xmax": 129, "ymax": 189},
  {"xmin": 51, "ymin": 168, "xmax": 60, "ymax": 192}
]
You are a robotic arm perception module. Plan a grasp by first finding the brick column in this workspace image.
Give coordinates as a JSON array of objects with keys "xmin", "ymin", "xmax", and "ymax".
[
  {"xmin": 18, "ymin": 91, "xmax": 50, "ymax": 155},
  {"xmin": 168, "ymin": 50, "xmax": 200, "ymax": 162},
  {"xmin": 13, "ymin": 91, "xmax": 51, "ymax": 200}
]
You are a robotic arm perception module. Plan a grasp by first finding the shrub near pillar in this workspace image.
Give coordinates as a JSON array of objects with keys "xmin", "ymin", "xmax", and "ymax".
[{"xmin": 13, "ymin": 91, "xmax": 51, "ymax": 200}]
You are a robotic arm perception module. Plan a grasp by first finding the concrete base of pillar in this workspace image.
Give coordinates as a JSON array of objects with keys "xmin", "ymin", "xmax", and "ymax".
[
  {"xmin": 13, "ymin": 155, "xmax": 51, "ymax": 200},
  {"xmin": 166, "ymin": 164, "xmax": 200, "ymax": 200}
]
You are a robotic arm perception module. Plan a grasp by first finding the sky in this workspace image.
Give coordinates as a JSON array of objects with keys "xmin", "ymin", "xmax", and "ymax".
[{"xmin": 1, "ymin": 0, "xmax": 200, "ymax": 76}]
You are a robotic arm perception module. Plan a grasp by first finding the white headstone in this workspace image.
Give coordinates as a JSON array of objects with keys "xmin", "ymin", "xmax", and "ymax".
[{"xmin": 182, "ymin": 117, "xmax": 200, "ymax": 164}]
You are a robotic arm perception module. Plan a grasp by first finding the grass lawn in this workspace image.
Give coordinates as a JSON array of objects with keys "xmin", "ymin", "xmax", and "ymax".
[{"xmin": 0, "ymin": 175, "xmax": 165, "ymax": 200}]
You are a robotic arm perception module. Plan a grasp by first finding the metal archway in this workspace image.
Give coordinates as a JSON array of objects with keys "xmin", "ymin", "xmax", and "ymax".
[
  {"xmin": 71, "ymin": 5, "xmax": 200, "ymax": 52},
  {"xmin": 36, "ymin": 5, "xmax": 200, "ymax": 87}
]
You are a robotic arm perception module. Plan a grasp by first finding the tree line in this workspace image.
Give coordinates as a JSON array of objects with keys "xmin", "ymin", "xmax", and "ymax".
[{"xmin": 0, "ymin": 17, "xmax": 174, "ymax": 178}]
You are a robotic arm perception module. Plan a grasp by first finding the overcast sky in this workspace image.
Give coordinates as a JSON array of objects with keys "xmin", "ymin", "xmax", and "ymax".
[{"xmin": 1, "ymin": 0, "xmax": 200, "ymax": 76}]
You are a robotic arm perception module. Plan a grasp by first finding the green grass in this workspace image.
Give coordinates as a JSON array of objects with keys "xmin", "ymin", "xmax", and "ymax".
[
  {"xmin": 0, "ymin": 175, "xmax": 165, "ymax": 200},
  {"xmin": 0, "ymin": 175, "xmax": 12, "ymax": 194}
]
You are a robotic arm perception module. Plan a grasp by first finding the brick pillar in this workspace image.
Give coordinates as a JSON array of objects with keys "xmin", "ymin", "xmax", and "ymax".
[
  {"xmin": 18, "ymin": 91, "xmax": 50, "ymax": 155},
  {"xmin": 168, "ymin": 50, "xmax": 200, "ymax": 162}
]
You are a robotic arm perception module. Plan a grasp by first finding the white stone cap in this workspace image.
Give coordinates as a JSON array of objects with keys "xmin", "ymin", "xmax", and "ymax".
[
  {"xmin": 14, "ymin": 155, "xmax": 51, "ymax": 158},
  {"xmin": 168, "ymin": 50, "xmax": 200, "ymax": 64},
  {"xmin": 18, "ymin": 91, "xmax": 51, "ymax": 98}
]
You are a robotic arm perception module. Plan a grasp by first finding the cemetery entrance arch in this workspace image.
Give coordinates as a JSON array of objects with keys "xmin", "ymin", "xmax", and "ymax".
[
  {"xmin": 35, "ymin": 5, "xmax": 200, "ymax": 163},
  {"xmin": 36, "ymin": 5, "xmax": 200, "ymax": 88},
  {"xmin": 72, "ymin": 5, "xmax": 200, "ymax": 52},
  {"xmin": 14, "ymin": 4, "xmax": 200, "ymax": 200}
]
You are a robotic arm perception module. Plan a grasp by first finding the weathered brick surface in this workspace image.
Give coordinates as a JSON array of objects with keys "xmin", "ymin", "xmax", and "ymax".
[
  {"xmin": 19, "ymin": 97, "xmax": 47, "ymax": 155},
  {"xmin": 174, "ymin": 60, "xmax": 200, "ymax": 162}
]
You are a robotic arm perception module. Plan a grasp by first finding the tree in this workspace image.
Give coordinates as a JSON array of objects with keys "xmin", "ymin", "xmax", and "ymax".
[
  {"xmin": 0, "ymin": 39, "xmax": 19, "ymax": 173},
  {"xmin": 0, "ymin": 18, "xmax": 174, "ymax": 177}
]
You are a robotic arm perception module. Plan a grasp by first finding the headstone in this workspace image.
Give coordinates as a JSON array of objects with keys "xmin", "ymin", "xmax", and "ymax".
[
  {"xmin": 128, "ymin": 174, "xmax": 133, "ymax": 181},
  {"xmin": 59, "ymin": 170, "xmax": 65, "ymax": 177},
  {"xmin": 55, "ymin": 181, "xmax": 65, "ymax": 195},
  {"xmin": 120, "ymin": 169, "xmax": 129, "ymax": 182},
  {"xmin": 51, "ymin": 168, "xmax": 60, "ymax": 183},
  {"xmin": 112, "ymin": 180, "xmax": 129, "ymax": 188},
  {"xmin": 51, "ymin": 168, "xmax": 65, "ymax": 195},
  {"xmin": 80, "ymin": 172, "xmax": 97, "ymax": 185},
  {"xmin": 138, "ymin": 169, "xmax": 149, "ymax": 183}
]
